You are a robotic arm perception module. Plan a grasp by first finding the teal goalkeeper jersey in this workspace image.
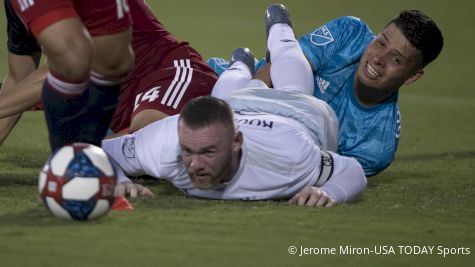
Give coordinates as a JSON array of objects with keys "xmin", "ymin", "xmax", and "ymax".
[{"xmin": 208, "ymin": 16, "xmax": 401, "ymax": 176}]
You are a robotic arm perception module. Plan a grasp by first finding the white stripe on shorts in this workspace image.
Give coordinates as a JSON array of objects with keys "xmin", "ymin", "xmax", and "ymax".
[{"xmin": 161, "ymin": 59, "xmax": 193, "ymax": 109}]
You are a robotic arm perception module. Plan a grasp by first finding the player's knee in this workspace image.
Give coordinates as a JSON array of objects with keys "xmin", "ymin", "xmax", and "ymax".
[
  {"xmin": 38, "ymin": 19, "xmax": 95, "ymax": 81},
  {"xmin": 47, "ymin": 37, "xmax": 95, "ymax": 81}
]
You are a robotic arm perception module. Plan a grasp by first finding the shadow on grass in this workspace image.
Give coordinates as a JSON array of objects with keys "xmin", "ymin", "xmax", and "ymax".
[
  {"xmin": 0, "ymin": 207, "xmax": 94, "ymax": 227},
  {"xmin": 135, "ymin": 188, "xmax": 285, "ymax": 211},
  {"xmin": 0, "ymin": 198, "xmax": 285, "ymax": 228},
  {"xmin": 396, "ymin": 150, "xmax": 475, "ymax": 162},
  {"xmin": 0, "ymin": 173, "xmax": 37, "ymax": 187},
  {"xmin": 366, "ymin": 150, "xmax": 475, "ymax": 188},
  {"xmin": 0, "ymin": 152, "xmax": 45, "ymax": 169},
  {"xmin": 366, "ymin": 168, "xmax": 441, "ymax": 188}
]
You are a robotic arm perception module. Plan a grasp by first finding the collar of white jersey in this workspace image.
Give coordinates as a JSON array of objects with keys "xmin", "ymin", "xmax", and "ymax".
[
  {"xmin": 212, "ymin": 139, "xmax": 248, "ymax": 191},
  {"xmin": 316, "ymin": 151, "xmax": 334, "ymax": 186}
]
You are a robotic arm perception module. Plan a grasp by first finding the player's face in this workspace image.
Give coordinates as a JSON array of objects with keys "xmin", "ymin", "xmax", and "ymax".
[
  {"xmin": 178, "ymin": 122, "xmax": 236, "ymax": 189},
  {"xmin": 356, "ymin": 23, "xmax": 424, "ymax": 91}
]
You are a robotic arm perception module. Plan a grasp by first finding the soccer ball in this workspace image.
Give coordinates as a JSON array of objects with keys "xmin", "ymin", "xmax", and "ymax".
[{"xmin": 38, "ymin": 143, "xmax": 117, "ymax": 221}]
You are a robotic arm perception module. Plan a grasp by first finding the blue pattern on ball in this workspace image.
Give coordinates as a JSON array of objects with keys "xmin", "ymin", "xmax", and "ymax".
[
  {"xmin": 62, "ymin": 149, "xmax": 103, "ymax": 220},
  {"xmin": 63, "ymin": 199, "xmax": 97, "ymax": 221},
  {"xmin": 65, "ymin": 152, "xmax": 101, "ymax": 179}
]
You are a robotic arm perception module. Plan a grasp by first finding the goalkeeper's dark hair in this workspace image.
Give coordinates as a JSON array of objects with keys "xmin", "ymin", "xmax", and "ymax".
[
  {"xmin": 179, "ymin": 96, "xmax": 235, "ymax": 134},
  {"xmin": 387, "ymin": 10, "xmax": 443, "ymax": 67}
]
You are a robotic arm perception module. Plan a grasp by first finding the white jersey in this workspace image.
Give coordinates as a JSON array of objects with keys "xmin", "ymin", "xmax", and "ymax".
[{"xmin": 102, "ymin": 113, "xmax": 366, "ymax": 203}]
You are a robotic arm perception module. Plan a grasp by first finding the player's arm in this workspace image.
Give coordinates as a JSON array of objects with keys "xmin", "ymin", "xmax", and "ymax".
[
  {"xmin": 102, "ymin": 117, "xmax": 182, "ymax": 198},
  {"xmin": 0, "ymin": 52, "xmax": 42, "ymax": 145},
  {"xmin": 320, "ymin": 152, "xmax": 367, "ymax": 203},
  {"xmin": 102, "ymin": 135, "xmax": 152, "ymax": 198},
  {"xmin": 289, "ymin": 151, "xmax": 367, "ymax": 206},
  {"xmin": 102, "ymin": 141, "xmax": 155, "ymax": 198},
  {"xmin": 111, "ymin": 160, "xmax": 155, "ymax": 198},
  {"xmin": 0, "ymin": 58, "xmax": 46, "ymax": 119}
]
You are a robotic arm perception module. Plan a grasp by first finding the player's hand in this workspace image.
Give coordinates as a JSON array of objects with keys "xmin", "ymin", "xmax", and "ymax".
[
  {"xmin": 288, "ymin": 186, "xmax": 336, "ymax": 207},
  {"xmin": 115, "ymin": 181, "xmax": 155, "ymax": 198}
]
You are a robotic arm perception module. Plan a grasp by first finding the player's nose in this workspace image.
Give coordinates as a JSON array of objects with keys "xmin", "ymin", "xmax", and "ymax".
[
  {"xmin": 189, "ymin": 155, "xmax": 205, "ymax": 170},
  {"xmin": 373, "ymin": 54, "xmax": 383, "ymax": 66}
]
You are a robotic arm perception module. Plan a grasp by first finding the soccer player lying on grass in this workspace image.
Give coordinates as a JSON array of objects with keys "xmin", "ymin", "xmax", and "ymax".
[
  {"xmin": 102, "ymin": 5, "xmax": 367, "ymax": 207},
  {"xmin": 208, "ymin": 6, "xmax": 444, "ymax": 177},
  {"xmin": 0, "ymin": 0, "xmax": 217, "ymax": 146}
]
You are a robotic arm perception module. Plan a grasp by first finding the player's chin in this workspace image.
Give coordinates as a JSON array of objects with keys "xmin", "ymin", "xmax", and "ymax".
[
  {"xmin": 191, "ymin": 174, "xmax": 215, "ymax": 190},
  {"xmin": 356, "ymin": 74, "xmax": 383, "ymax": 92}
]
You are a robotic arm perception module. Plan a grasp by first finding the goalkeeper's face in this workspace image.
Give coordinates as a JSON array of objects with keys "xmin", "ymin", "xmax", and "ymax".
[
  {"xmin": 356, "ymin": 23, "xmax": 424, "ymax": 92},
  {"xmin": 178, "ymin": 121, "xmax": 241, "ymax": 189}
]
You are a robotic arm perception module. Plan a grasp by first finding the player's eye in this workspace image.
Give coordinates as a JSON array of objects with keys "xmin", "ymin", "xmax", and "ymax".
[
  {"xmin": 392, "ymin": 56, "xmax": 401, "ymax": 64},
  {"xmin": 204, "ymin": 151, "xmax": 214, "ymax": 156},
  {"xmin": 182, "ymin": 148, "xmax": 192, "ymax": 156},
  {"xmin": 200, "ymin": 150, "xmax": 215, "ymax": 157}
]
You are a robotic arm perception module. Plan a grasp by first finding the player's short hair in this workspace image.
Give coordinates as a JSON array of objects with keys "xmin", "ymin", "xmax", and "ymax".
[
  {"xmin": 179, "ymin": 96, "xmax": 235, "ymax": 133},
  {"xmin": 387, "ymin": 10, "xmax": 443, "ymax": 67}
]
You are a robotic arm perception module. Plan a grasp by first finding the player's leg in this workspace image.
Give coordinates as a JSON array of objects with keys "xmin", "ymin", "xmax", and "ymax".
[
  {"xmin": 211, "ymin": 48, "xmax": 256, "ymax": 99},
  {"xmin": 14, "ymin": 0, "xmax": 94, "ymax": 83},
  {"xmin": 77, "ymin": 0, "xmax": 134, "ymax": 79},
  {"xmin": 8, "ymin": 0, "xmax": 96, "ymax": 150},
  {"xmin": 37, "ymin": 18, "xmax": 94, "ymax": 83},
  {"xmin": 63, "ymin": 0, "xmax": 135, "ymax": 148},
  {"xmin": 38, "ymin": 17, "xmax": 95, "ymax": 151},
  {"xmin": 129, "ymin": 110, "xmax": 168, "ymax": 133},
  {"xmin": 82, "ymin": 29, "xmax": 134, "ymax": 145},
  {"xmin": 265, "ymin": 4, "xmax": 314, "ymax": 95}
]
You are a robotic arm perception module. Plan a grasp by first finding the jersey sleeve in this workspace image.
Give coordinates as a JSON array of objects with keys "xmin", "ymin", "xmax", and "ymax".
[
  {"xmin": 101, "ymin": 115, "xmax": 183, "ymax": 181},
  {"xmin": 298, "ymin": 16, "xmax": 374, "ymax": 72},
  {"xmin": 5, "ymin": 0, "xmax": 41, "ymax": 55},
  {"xmin": 133, "ymin": 116, "xmax": 184, "ymax": 179},
  {"xmin": 319, "ymin": 151, "xmax": 367, "ymax": 203},
  {"xmin": 291, "ymin": 136, "xmax": 367, "ymax": 203}
]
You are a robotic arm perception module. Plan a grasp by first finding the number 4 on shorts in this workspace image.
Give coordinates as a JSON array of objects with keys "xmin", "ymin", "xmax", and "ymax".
[{"xmin": 134, "ymin": 86, "xmax": 161, "ymax": 111}]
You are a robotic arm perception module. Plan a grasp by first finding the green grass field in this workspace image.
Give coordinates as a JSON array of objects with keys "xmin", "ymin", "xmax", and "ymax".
[{"xmin": 0, "ymin": 0, "xmax": 474, "ymax": 266}]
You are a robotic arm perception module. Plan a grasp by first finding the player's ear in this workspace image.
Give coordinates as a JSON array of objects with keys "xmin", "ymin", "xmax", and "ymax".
[
  {"xmin": 404, "ymin": 69, "xmax": 424, "ymax": 85},
  {"xmin": 233, "ymin": 131, "xmax": 243, "ymax": 152}
]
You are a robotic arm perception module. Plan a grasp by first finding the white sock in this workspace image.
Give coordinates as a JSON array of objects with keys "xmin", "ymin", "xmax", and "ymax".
[
  {"xmin": 46, "ymin": 72, "xmax": 88, "ymax": 95},
  {"xmin": 268, "ymin": 23, "xmax": 314, "ymax": 95},
  {"xmin": 90, "ymin": 71, "xmax": 124, "ymax": 87}
]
